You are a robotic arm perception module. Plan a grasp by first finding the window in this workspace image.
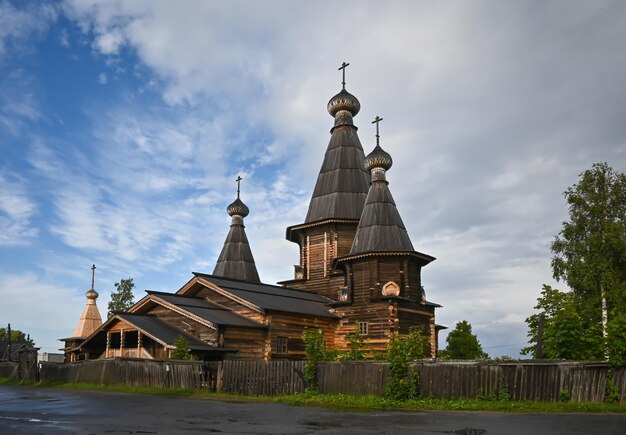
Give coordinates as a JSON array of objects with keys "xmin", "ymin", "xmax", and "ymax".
[
  {"xmin": 338, "ymin": 286, "xmax": 349, "ymax": 302},
  {"xmin": 276, "ymin": 336, "xmax": 288, "ymax": 354},
  {"xmin": 358, "ymin": 321, "xmax": 369, "ymax": 336}
]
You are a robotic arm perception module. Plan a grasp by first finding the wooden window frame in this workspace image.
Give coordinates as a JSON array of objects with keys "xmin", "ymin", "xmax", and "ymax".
[
  {"xmin": 358, "ymin": 321, "xmax": 369, "ymax": 336},
  {"xmin": 276, "ymin": 336, "xmax": 288, "ymax": 354}
]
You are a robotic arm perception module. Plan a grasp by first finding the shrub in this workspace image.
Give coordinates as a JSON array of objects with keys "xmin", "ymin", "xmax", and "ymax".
[{"xmin": 384, "ymin": 327, "xmax": 427, "ymax": 401}]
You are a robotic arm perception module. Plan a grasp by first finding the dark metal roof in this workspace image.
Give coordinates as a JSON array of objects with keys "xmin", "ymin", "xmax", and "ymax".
[
  {"xmin": 116, "ymin": 314, "xmax": 207, "ymax": 347},
  {"xmin": 147, "ymin": 291, "xmax": 264, "ymax": 328},
  {"xmin": 213, "ymin": 215, "xmax": 261, "ymax": 283},
  {"xmin": 349, "ymin": 177, "xmax": 415, "ymax": 254},
  {"xmin": 304, "ymin": 122, "xmax": 370, "ymax": 223},
  {"xmin": 194, "ymin": 273, "xmax": 338, "ymax": 318}
]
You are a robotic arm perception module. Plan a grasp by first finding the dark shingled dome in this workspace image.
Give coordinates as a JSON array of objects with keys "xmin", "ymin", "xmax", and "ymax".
[
  {"xmin": 350, "ymin": 147, "xmax": 414, "ymax": 255},
  {"xmin": 327, "ymin": 88, "xmax": 361, "ymax": 117},
  {"xmin": 214, "ymin": 197, "xmax": 260, "ymax": 283},
  {"xmin": 304, "ymin": 88, "xmax": 369, "ymax": 223},
  {"xmin": 364, "ymin": 144, "xmax": 393, "ymax": 172},
  {"xmin": 227, "ymin": 197, "xmax": 249, "ymax": 218}
]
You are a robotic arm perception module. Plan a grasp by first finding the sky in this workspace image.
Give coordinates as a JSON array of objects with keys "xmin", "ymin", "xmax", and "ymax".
[{"xmin": 1, "ymin": 0, "xmax": 625, "ymax": 357}]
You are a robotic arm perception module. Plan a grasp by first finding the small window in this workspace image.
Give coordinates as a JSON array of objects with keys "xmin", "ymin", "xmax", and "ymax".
[
  {"xmin": 358, "ymin": 322, "xmax": 369, "ymax": 336},
  {"xmin": 338, "ymin": 286, "xmax": 349, "ymax": 302},
  {"xmin": 277, "ymin": 336, "xmax": 288, "ymax": 354}
]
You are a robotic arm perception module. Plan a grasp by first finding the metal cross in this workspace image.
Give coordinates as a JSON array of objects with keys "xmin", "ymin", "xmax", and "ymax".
[
  {"xmin": 91, "ymin": 264, "xmax": 96, "ymax": 289},
  {"xmin": 372, "ymin": 116, "xmax": 383, "ymax": 146},
  {"xmin": 338, "ymin": 62, "xmax": 350, "ymax": 89},
  {"xmin": 236, "ymin": 176, "xmax": 242, "ymax": 198}
]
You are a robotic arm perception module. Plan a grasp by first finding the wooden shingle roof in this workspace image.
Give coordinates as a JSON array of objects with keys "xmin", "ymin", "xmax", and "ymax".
[
  {"xmin": 349, "ymin": 178, "xmax": 414, "ymax": 254},
  {"xmin": 304, "ymin": 94, "xmax": 370, "ymax": 223},
  {"xmin": 213, "ymin": 214, "xmax": 260, "ymax": 283},
  {"xmin": 193, "ymin": 273, "xmax": 338, "ymax": 318}
]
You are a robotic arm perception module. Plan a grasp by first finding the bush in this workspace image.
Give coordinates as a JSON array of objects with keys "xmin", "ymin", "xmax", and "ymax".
[
  {"xmin": 384, "ymin": 327, "xmax": 427, "ymax": 401},
  {"xmin": 302, "ymin": 328, "xmax": 333, "ymax": 391}
]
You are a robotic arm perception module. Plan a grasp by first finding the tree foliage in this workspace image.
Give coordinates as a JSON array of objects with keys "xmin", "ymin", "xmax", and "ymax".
[
  {"xmin": 171, "ymin": 335, "xmax": 191, "ymax": 360},
  {"xmin": 107, "ymin": 278, "xmax": 135, "ymax": 318},
  {"xmin": 302, "ymin": 328, "xmax": 334, "ymax": 391},
  {"xmin": 522, "ymin": 285, "xmax": 603, "ymax": 360},
  {"xmin": 440, "ymin": 320, "xmax": 487, "ymax": 360},
  {"xmin": 551, "ymin": 162, "xmax": 626, "ymax": 328},
  {"xmin": 384, "ymin": 327, "xmax": 428, "ymax": 400},
  {"xmin": 338, "ymin": 325, "xmax": 365, "ymax": 361},
  {"xmin": 0, "ymin": 327, "xmax": 35, "ymax": 345}
]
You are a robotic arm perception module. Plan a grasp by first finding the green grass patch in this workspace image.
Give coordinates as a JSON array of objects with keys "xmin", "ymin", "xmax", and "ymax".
[
  {"xmin": 2, "ymin": 378, "xmax": 625, "ymax": 413},
  {"xmin": 274, "ymin": 392, "xmax": 626, "ymax": 413}
]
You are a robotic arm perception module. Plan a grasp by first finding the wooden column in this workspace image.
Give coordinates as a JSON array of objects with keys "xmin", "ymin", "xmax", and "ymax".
[
  {"xmin": 138, "ymin": 331, "xmax": 143, "ymax": 358},
  {"xmin": 106, "ymin": 331, "xmax": 111, "ymax": 358},
  {"xmin": 323, "ymin": 232, "xmax": 328, "ymax": 277}
]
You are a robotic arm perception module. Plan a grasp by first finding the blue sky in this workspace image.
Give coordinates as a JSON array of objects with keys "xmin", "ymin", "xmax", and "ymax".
[{"xmin": 1, "ymin": 0, "xmax": 625, "ymax": 356}]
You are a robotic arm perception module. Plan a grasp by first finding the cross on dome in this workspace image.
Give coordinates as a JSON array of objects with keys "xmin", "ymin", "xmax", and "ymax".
[
  {"xmin": 338, "ymin": 61, "xmax": 350, "ymax": 89},
  {"xmin": 236, "ymin": 176, "xmax": 242, "ymax": 199},
  {"xmin": 91, "ymin": 264, "xmax": 96, "ymax": 289},
  {"xmin": 372, "ymin": 116, "xmax": 383, "ymax": 146}
]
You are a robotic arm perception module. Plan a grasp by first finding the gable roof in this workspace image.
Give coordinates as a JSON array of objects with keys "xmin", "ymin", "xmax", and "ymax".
[
  {"xmin": 190, "ymin": 273, "xmax": 338, "ymax": 318},
  {"xmin": 0, "ymin": 340, "xmax": 38, "ymax": 361},
  {"xmin": 146, "ymin": 291, "xmax": 265, "ymax": 328},
  {"xmin": 70, "ymin": 313, "xmax": 223, "ymax": 352}
]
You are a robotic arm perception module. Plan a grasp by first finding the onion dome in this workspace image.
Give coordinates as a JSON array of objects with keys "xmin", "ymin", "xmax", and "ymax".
[
  {"xmin": 85, "ymin": 287, "xmax": 99, "ymax": 302},
  {"xmin": 327, "ymin": 88, "xmax": 361, "ymax": 117},
  {"xmin": 364, "ymin": 144, "xmax": 393, "ymax": 172},
  {"xmin": 227, "ymin": 197, "xmax": 249, "ymax": 218}
]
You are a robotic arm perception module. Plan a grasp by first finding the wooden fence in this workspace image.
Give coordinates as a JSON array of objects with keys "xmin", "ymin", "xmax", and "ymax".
[
  {"xmin": 0, "ymin": 362, "xmax": 18, "ymax": 379},
  {"xmin": 39, "ymin": 358, "xmax": 305, "ymax": 396},
  {"xmin": 318, "ymin": 360, "xmax": 626, "ymax": 403},
  {"xmin": 219, "ymin": 360, "xmax": 305, "ymax": 395},
  {"xmin": 40, "ymin": 358, "xmax": 204, "ymax": 389},
  {"xmin": 30, "ymin": 358, "xmax": 626, "ymax": 402}
]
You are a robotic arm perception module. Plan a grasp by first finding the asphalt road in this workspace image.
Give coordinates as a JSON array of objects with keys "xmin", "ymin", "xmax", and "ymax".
[{"xmin": 1, "ymin": 385, "xmax": 625, "ymax": 434}]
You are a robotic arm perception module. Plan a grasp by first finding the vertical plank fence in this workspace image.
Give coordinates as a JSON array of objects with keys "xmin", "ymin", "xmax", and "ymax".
[
  {"xmin": 31, "ymin": 358, "xmax": 626, "ymax": 402},
  {"xmin": 319, "ymin": 360, "xmax": 626, "ymax": 403},
  {"xmin": 219, "ymin": 360, "xmax": 305, "ymax": 395}
]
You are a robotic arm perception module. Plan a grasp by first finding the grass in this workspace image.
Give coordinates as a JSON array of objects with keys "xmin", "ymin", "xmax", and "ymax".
[{"xmin": 2, "ymin": 378, "xmax": 625, "ymax": 413}]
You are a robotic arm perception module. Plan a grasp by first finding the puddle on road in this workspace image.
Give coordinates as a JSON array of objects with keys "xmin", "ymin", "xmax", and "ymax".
[{"xmin": 454, "ymin": 429, "xmax": 487, "ymax": 435}]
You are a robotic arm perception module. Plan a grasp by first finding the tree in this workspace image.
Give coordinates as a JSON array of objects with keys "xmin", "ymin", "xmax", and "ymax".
[
  {"xmin": 441, "ymin": 320, "xmax": 487, "ymax": 360},
  {"xmin": 171, "ymin": 335, "xmax": 191, "ymax": 360},
  {"xmin": 385, "ymin": 327, "xmax": 428, "ymax": 400},
  {"xmin": 551, "ymin": 162, "xmax": 626, "ymax": 340},
  {"xmin": 302, "ymin": 328, "xmax": 335, "ymax": 391},
  {"xmin": 0, "ymin": 326, "xmax": 35, "ymax": 345},
  {"xmin": 522, "ymin": 285, "xmax": 603, "ymax": 360},
  {"xmin": 107, "ymin": 278, "xmax": 135, "ymax": 318}
]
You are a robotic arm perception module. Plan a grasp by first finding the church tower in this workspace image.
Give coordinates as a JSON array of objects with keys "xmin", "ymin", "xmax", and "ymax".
[
  {"xmin": 72, "ymin": 264, "xmax": 103, "ymax": 339},
  {"xmin": 333, "ymin": 118, "xmax": 439, "ymax": 356},
  {"xmin": 281, "ymin": 62, "xmax": 369, "ymax": 298},
  {"xmin": 63, "ymin": 264, "xmax": 103, "ymax": 361},
  {"xmin": 213, "ymin": 177, "xmax": 261, "ymax": 282}
]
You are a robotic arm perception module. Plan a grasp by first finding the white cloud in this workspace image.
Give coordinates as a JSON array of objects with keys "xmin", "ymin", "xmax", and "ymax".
[
  {"xmin": 0, "ymin": 170, "xmax": 37, "ymax": 245},
  {"xmin": 0, "ymin": 272, "xmax": 84, "ymax": 353},
  {"xmin": 0, "ymin": 1, "xmax": 57, "ymax": 56},
  {"xmin": 97, "ymin": 71, "xmax": 107, "ymax": 84},
  {"xmin": 16, "ymin": 0, "xmax": 626, "ymax": 356}
]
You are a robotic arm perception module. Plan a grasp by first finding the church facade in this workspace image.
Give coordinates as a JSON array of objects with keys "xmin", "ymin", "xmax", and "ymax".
[{"xmin": 63, "ymin": 68, "xmax": 443, "ymax": 362}]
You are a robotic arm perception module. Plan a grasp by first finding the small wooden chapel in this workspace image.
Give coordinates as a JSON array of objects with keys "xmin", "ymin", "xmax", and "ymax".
[{"xmin": 63, "ymin": 64, "xmax": 443, "ymax": 362}]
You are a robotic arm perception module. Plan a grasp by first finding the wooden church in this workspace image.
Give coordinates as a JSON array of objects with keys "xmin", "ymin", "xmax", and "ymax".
[{"xmin": 63, "ymin": 65, "xmax": 443, "ymax": 362}]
